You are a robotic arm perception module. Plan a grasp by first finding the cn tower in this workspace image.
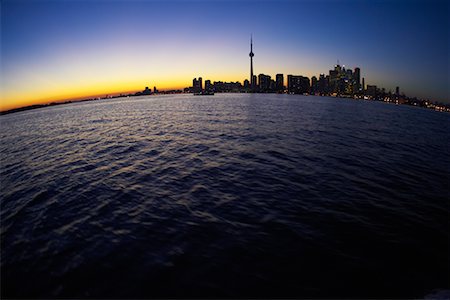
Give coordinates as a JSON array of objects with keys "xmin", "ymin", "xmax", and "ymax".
[{"xmin": 249, "ymin": 35, "xmax": 254, "ymax": 89}]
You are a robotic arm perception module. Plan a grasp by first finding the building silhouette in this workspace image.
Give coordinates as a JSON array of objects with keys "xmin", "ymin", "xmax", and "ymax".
[
  {"xmin": 205, "ymin": 80, "xmax": 212, "ymax": 91},
  {"xmin": 276, "ymin": 74, "xmax": 284, "ymax": 91},
  {"xmin": 354, "ymin": 67, "xmax": 361, "ymax": 92},
  {"xmin": 143, "ymin": 86, "xmax": 151, "ymax": 95},
  {"xmin": 366, "ymin": 85, "xmax": 377, "ymax": 97},
  {"xmin": 287, "ymin": 75, "xmax": 310, "ymax": 94},
  {"xmin": 258, "ymin": 74, "xmax": 271, "ymax": 91},
  {"xmin": 311, "ymin": 76, "xmax": 318, "ymax": 94},
  {"xmin": 192, "ymin": 77, "xmax": 203, "ymax": 93},
  {"xmin": 252, "ymin": 75, "xmax": 257, "ymax": 89}
]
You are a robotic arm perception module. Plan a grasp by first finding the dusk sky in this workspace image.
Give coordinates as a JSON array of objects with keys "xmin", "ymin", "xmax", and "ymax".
[{"xmin": 1, "ymin": 0, "xmax": 449, "ymax": 110}]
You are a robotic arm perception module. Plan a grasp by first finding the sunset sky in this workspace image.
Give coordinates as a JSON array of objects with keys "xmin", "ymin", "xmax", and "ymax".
[{"xmin": 1, "ymin": 0, "xmax": 448, "ymax": 111}]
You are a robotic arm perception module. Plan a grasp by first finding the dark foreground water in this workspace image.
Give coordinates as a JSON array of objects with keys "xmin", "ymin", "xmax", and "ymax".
[{"xmin": 1, "ymin": 94, "xmax": 449, "ymax": 298}]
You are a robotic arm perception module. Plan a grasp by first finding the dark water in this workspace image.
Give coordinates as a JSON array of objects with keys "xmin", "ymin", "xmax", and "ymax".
[{"xmin": 1, "ymin": 94, "xmax": 449, "ymax": 298}]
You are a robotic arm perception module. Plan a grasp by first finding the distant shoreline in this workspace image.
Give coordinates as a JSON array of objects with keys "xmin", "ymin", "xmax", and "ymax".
[{"xmin": 0, "ymin": 98, "xmax": 93, "ymax": 116}]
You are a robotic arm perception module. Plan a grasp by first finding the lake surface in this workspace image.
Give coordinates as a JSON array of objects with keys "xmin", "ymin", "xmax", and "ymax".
[{"xmin": 1, "ymin": 94, "xmax": 449, "ymax": 298}]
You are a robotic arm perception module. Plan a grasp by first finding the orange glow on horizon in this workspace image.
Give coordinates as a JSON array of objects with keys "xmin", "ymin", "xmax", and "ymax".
[
  {"xmin": 0, "ymin": 71, "xmax": 255, "ymax": 112},
  {"xmin": 0, "ymin": 80, "xmax": 190, "ymax": 112}
]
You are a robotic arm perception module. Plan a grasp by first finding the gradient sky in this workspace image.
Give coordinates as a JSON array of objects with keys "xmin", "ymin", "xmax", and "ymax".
[{"xmin": 1, "ymin": 0, "xmax": 449, "ymax": 110}]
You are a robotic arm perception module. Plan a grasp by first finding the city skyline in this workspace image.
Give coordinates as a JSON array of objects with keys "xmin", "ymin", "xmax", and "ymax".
[{"xmin": 1, "ymin": 0, "xmax": 448, "ymax": 111}]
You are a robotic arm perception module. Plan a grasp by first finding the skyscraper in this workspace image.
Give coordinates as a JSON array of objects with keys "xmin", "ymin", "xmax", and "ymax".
[
  {"xmin": 354, "ymin": 67, "xmax": 361, "ymax": 91},
  {"xmin": 192, "ymin": 78, "xmax": 202, "ymax": 93},
  {"xmin": 287, "ymin": 75, "xmax": 310, "ymax": 94},
  {"xmin": 276, "ymin": 74, "xmax": 284, "ymax": 91},
  {"xmin": 258, "ymin": 74, "xmax": 271, "ymax": 91},
  {"xmin": 249, "ymin": 35, "xmax": 255, "ymax": 89},
  {"xmin": 366, "ymin": 85, "xmax": 377, "ymax": 97},
  {"xmin": 311, "ymin": 76, "xmax": 318, "ymax": 94},
  {"xmin": 205, "ymin": 80, "xmax": 212, "ymax": 91},
  {"xmin": 252, "ymin": 75, "xmax": 257, "ymax": 88}
]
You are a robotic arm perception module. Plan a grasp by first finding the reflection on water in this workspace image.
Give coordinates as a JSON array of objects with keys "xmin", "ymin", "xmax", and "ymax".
[{"xmin": 1, "ymin": 94, "xmax": 449, "ymax": 298}]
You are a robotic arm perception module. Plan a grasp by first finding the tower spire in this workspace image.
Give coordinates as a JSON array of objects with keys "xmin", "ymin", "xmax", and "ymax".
[{"xmin": 249, "ymin": 34, "xmax": 255, "ymax": 90}]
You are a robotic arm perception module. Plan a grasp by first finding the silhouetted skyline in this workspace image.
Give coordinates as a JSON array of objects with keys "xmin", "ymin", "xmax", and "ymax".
[{"xmin": 1, "ymin": 0, "xmax": 448, "ymax": 111}]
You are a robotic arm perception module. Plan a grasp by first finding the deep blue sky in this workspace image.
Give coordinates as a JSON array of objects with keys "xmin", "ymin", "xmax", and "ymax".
[{"xmin": 1, "ymin": 0, "xmax": 449, "ymax": 109}]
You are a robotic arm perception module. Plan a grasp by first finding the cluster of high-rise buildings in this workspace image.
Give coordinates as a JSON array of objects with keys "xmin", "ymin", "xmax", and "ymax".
[
  {"xmin": 188, "ymin": 77, "xmax": 243, "ymax": 93},
  {"xmin": 312, "ymin": 64, "xmax": 361, "ymax": 96},
  {"xmin": 187, "ymin": 37, "xmax": 402, "ymax": 100},
  {"xmin": 182, "ymin": 37, "xmax": 448, "ymax": 111}
]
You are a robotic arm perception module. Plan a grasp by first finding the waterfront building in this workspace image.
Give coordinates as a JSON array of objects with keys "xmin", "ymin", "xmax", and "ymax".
[
  {"xmin": 329, "ymin": 69, "xmax": 338, "ymax": 93},
  {"xmin": 311, "ymin": 76, "xmax": 318, "ymax": 94},
  {"xmin": 252, "ymin": 75, "xmax": 257, "ymax": 88},
  {"xmin": 258, "ymin": 74, "xmax": 271, "ymax": 91},
  {"xmin": 213, "ymin": 81, "xmax": 243, "ymax": 92},
  {"xmin": 354, "ymin": 67, "xmax": 361, "ymax": 92},
  {"xmin": 143, "ymin": 86, "xmax": 151, "ymax": 95},
  {"xmin": 205, "ymin": 80, "xmax": 212, "ymax": 91},
  {"xmin": 270, "ymin": 79, "xmax": 276, "ymax": 91},
  {"xmin": 346, "ymin": 68, "xmax": 353, "ymax": 78},
  {"xmin": 276, "ymin": 74, "xmax": 284, "ymax": 91},
  {"xmin": 192, "ymin": 77, "xmax": 203, "ymax": 93},
  {"xmin": 287, "ymin": 75, "xmax": 310, "ymax": 94},
  {"xmin": 318, "ymin": 74, "xmax": 329, "ymax": 95},
  {"xmin": 366, "ymin": 85, "xmax": 377, "ymax": 98}
]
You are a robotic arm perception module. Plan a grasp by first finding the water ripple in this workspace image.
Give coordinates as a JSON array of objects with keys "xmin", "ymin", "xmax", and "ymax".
[{"xmin": 1, "ymin": 94, "xmax": 449, "ymax": 298}]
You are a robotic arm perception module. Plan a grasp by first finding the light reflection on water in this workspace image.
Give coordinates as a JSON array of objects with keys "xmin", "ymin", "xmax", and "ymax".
[{"xmin": 1, "ymin": 94, "xmax": 449, "ymax": 298}]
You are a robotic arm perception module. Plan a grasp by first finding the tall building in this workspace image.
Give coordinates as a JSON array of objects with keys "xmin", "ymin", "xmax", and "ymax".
[
  {"xmin": 354, "ymin": 67, "xmax": 361, "ymax": 91},
  {"xmin": 311, "ymin": 76, "xmax": 318, "ymax": 94},
  {"xmin": 287, "ymin": 75, "xmax": 310, "ymax": 94},
  {"xmin": 346, "ymin": 69, "xmax": 353, "ymax": 78},
  {"xmin": 270, "ymin": 79, "xmax": 276, "ymax": 91},
  {"xmin": 205, "ymin": 80, "xmax": 212, "ymax": 91},
  {"xmin": 366, "ymin": 85, "xmax": 377, "ymax": 97},
  {"xmin": 258, "ymin": 74, "xmax": 271, "ymax": 91},
  {"xmin": 318, "ymin": 74, "xmax": 328, "ymax": 94},
  {"xmin": 276, "ymin": 74, "xmax": 284, "ymax": 91},
  {"xmin": 143, "ymin": 86, "xmax": 151, "ymax": 95},
  {"xmin": 396, "ymin": 86, "xmax": 400, "ymax": 96},
  {"xmin": 249, "ymin": 35, "xmax": 255, "ymax": 89},
  {"xmin": 252, "ymin": 75, "xmax": 257, "ymax": 88},
  {"xmin": 192, "ymin": 78, "xmax": 202, "ymax": 93},
  {"xmin": 329, "ymin": 69, "xmax": 338, "ymax": 93}
]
